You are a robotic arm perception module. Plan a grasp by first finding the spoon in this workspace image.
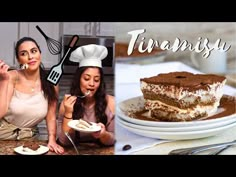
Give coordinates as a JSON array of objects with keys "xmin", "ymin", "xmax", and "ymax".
[
  {"xmin": 64, "ymin": 132, "xmax": 79, "ymax": 155},
  {"xmin": 76, "ymin": 90, "xmax": 90, "ymax": 98}
]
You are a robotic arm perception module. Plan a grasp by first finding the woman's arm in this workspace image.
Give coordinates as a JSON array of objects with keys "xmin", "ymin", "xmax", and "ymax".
[
  {"xmin": 57, "ymin": 95, "xmax": 77, "ymax": 146},
  {"xmin": 0, "ymin": 79, "xmax": 10, "ymax": 118},
  {"xmin": 0, "ymin": 63, "xmax": 15, "ymax": 119},
  {"xmin": 45, "ymin": 85, "xmax": 64, "ymax": 154}
]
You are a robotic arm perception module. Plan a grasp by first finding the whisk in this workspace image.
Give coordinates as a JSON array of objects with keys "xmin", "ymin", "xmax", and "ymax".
[{"xmin": 36, "ymin": 25, "xmax": 62, "ymax": 55}]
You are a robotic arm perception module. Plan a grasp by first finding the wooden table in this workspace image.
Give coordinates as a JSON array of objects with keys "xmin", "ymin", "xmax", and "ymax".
[{"xmin": 0, "ymin": 140, "xmax": 114, "ymax": 155}]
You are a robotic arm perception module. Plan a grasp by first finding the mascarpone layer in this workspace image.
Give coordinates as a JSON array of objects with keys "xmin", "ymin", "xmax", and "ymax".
[
  {"xmin": 141, "ymin": 80, "xmax": 226, "ymax": 103},
  {"xmin": 145, "ymin": 99, "xmax": 219, "ymax": 120}
]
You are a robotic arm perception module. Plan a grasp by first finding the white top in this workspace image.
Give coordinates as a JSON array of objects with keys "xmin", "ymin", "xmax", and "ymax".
[{"xmin": 4, "ymin": 89, "xmax": 48, "ymax": 128}]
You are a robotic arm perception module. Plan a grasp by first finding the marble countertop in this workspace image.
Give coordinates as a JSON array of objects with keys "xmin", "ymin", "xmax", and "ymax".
[{"xmin": 0, "ymin": 140, "xmax": 114, "ymax": 155}]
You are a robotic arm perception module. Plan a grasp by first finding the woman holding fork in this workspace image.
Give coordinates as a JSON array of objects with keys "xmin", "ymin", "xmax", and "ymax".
[
  {"xmin": 57, "ymin": 44, "xmax": 115, "ymax": 147},
  {"xmin": 0, "ymin": 37, "xmax": 64, "ymax": 154}
]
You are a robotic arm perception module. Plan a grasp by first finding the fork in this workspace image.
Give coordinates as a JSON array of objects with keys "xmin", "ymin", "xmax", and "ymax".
[
  {"xmin": 64, "ymin": 132, "xmax": 79, "ymax": 155},
  {"xmin": 168, "ymin": 140, "xmax": 236, "ymax": 155},
  {"xmin": 47, "ymin": 35, "xmax": 79, "ymax": 85},
  {"xmin": 76, "ymin": 90, "xmax": 90, "ymax": 98},
  {"xmin": 208, "ymin": 145, "xmax": 231, "ymax": 155}
]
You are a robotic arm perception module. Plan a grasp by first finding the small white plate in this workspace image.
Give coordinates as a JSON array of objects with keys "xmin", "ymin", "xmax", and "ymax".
[
  {"xmin": 14, "ymin": 145, "xmax": 49, "ymax": 155},
  {"xmin": 68, "ymin": 120, "xmax": 101, "ymax": 133}
]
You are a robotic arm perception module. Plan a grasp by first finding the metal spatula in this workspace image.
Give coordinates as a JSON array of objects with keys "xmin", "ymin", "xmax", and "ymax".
[{"xmin": 46, "ymin": 35, "xmax": 79, "ymax": 85}]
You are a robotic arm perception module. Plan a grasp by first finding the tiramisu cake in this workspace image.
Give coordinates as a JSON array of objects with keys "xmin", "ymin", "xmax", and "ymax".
[
  {"xmin": 23, "ymin": 141, "xmax": 40, "ymax": 152},
  {"xmin": 140, "ymin": 71, "xmax": 226, "ymax": 121}
]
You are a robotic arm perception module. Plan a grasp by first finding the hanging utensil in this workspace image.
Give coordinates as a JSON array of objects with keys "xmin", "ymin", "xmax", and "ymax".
[
  {"xmin": 36, "ymin": 25, "xmax": 62, "ymax": 55},
  {"xmin": 46, "ymin": 35, "xmax": 79, "ymax": 85}
]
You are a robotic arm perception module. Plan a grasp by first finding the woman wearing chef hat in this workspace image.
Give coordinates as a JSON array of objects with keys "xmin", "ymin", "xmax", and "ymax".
[{"xmin": 57, "ymin": 44, "xmax": 115, "ymax": 147}]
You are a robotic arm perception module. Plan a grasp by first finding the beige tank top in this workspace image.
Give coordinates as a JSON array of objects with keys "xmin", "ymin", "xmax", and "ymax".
[{"xmin": 4, "ymin": 89, "xmax": 48, "ymax": 128}]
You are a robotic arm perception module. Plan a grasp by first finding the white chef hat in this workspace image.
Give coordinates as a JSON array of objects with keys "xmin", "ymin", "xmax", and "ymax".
[{"xmin": 69, "ymin": 44, "xmax": 108, "ymax": 68}]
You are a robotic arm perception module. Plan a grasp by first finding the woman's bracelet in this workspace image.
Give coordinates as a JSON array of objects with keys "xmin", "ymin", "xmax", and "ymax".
[{"xmin": 64, "ymin": 115, "xmax": 72, "ymax": 119}]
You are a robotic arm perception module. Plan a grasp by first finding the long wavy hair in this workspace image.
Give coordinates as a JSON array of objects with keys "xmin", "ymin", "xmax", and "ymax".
[
  {"xmin": 70, "ymin": 66, "xmax": 108, "ymax": 125},
  {"xmin": 15, "ymin": 37, "xmax": 58, "ymax": 105}
]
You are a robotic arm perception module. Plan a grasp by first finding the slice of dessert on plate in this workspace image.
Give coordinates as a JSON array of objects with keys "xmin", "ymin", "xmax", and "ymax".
[
  {"xmin": 140, "ymin": 71, "xmax": 226, "ymax": 121},
  {"xmin": 14, "ymin": 141, "xmax": 49, "ymax": 155},
  {"xmin": 22, "ymin": 141, "xmax": 40, "ymax": 152},
  {"xmin": 68, "ymin": 119, "xmax": 101, "ymax": 133}
]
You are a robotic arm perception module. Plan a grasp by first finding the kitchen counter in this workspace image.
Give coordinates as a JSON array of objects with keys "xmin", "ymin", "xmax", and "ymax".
[{"xmin": 0, "ymin": 140, "xmax": 114, "ymax": 155}]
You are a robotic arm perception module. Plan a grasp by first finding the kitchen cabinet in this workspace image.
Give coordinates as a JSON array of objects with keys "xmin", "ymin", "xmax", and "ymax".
[
  {"xmin": 95, "ymin": 22, "xmax": 114, "ymax": 36},
  {"xmin": 19, "ymin": 22, "xmax": 61, "ymax": 69},
  {"xmin": 1, "ymin": 22, "xmax": 114, "ymax": 69},
  {"xmin": 0, "ymin": 23, "xmax": 61, "ymax": 69},
  {"xmin": 63, "ymin": 22, "xmax": 114, "ymax": 36},
  {"xmin": 0, "ymin": 23, "xmax": 18, "ymax": 67}
]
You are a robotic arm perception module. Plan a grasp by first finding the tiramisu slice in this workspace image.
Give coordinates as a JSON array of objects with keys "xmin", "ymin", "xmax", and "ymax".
[
  {"xmin": 76, "ymin": 119, "xmax": 92, "ymax": 129},
  {"xmin": 22, "ymin": 141, "xmax": 40, "ymax": 152},
  {"xmin": 140, "ymin": 71, "xmax": 226, "ymax": 121}
]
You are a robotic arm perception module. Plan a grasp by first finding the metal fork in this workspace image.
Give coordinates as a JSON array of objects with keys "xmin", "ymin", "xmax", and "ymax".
[
  {"xmin": 64, "ymin": 132, "xmax": 79, "ymax": 155},
  {"xmin": 76, "ymin": 90, "xmax": 90, "ymax": 98},
  {"xmin": 208, "ymin": 145, "xmax": 231, "ymax": 155},
  {"xmin": 168, "ymin": 140, "xmax": 236, "ymax": 155}
]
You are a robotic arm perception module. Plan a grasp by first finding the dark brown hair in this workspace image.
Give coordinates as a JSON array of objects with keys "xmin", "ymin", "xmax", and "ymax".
[
  {"xmin": 70, "ymin": 66, "xmax": 108, "ymax": 125},
  {"xmin": 15, "ymin": 37, "xmax": 58, "ymax": 105}
]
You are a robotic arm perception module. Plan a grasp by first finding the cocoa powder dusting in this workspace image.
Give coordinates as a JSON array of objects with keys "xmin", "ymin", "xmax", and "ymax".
[
  {"xmin": 205, "ymin": 95, "xmax": 236, "ymax": 120},
  {"xmin": 140, "ymin": 71, "xmax": 226, "ymax": 91}
]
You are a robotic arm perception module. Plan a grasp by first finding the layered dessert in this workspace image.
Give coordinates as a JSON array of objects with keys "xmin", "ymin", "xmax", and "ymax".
[
  {"xmin": 140, "ymin": 71, "xmax": 226, "ymax": 121},
  {"xmin": 23, "ymin": 142, "xmax": 40, "ymax": 152},
  {"xmin": 76, "ymin": 119, "xmax": 92, "ymax": 129}
]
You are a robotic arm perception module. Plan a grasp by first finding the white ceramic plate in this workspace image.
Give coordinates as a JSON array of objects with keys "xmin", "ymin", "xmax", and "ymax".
[
  {"xmin": 117, "ymin": 119, "xmax": 236, "ymax": 140},
  {"xmin": 68, "ymin": 120, "xmax": 101, "ymax": 133},
  {"xmin": 117, "ymin": 115, "xmax": 236, "ymax": 132},
  {"xmin": 14, "ymin": 145, "xmax": 49, "ymax": 155},
  {"xmin": 117, "ymin": 95, "xmax": 236, "ymax": 127}
]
